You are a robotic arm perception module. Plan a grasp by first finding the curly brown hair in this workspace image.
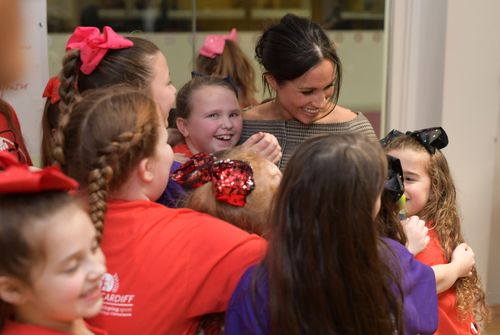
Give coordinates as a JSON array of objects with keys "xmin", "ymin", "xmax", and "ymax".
[{"xmin": 384, "ymin": 135, "xmax": 490, "ymax": 322}]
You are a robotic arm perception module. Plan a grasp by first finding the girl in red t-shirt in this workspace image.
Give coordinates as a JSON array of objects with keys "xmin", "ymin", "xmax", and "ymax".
[
  {"xmin": 53, "ymin": 85, "xmax": 266, "ymax": 335},
  {"xmin": 383, "ymin": 127, "xmax": 490, "ymax": 334},
  {"xmin": 0, "ymin": 153, "xmax": 107, "ymax": 335}
]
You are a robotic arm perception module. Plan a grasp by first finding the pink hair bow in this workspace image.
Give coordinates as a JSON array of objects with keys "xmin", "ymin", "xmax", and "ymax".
[
  {"xmin": 199, "ymin": 28, "xmax": 238, "ymax": 59},
  {"xmin": 0, "ymin": 152, "xmax": 79, "ymax": 193},
  {"xmin": 42, "ymin": 76, "xmax": 61, "ymax": 104},
  {"xmin": 66, "ymin": 26, "xmax": 134, "ymax": 75}
]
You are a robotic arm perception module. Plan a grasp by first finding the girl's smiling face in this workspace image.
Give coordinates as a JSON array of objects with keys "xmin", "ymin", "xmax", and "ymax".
[
  {"xmin": 177, "ymin": 85, "xmax": 242, "ymax": 154},
  {"xmin": 387, "ymin": 148, "xmax": 432, "ymax": 217},
  {"xmin": 16, "ymin": 204, "xmax": 106, "ymax": 331}
]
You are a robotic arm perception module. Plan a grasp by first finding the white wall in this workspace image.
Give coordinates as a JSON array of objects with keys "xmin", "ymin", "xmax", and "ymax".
[{"xmin": 386, "ymin": 0, "xmax": 500, "ymax": 303}]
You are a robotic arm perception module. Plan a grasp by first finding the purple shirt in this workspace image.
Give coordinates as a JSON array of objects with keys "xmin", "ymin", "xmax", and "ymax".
[{"xmin": 225, "ymin": 238, "xmax": 438, "ymax": 335}]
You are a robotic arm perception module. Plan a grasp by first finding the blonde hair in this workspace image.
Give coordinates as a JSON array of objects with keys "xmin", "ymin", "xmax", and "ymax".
[
  {"xmin": 196, "ymin": 40, "xmax": 257, "ymax": 108},
  {"xmin": 184, "ymin": 148, "xmax": 278, "ymax": 236},
  {"xmin": 384, "ymin": 135, "xmax": 490, "ymax": 322}
]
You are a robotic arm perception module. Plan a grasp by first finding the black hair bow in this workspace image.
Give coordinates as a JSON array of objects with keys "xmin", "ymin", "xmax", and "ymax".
[
  {"xmin": 380, "ymin": 127, "xmax": 448, "ymax": 154},
  {"xmin": 384, "ymin": 155, "xmax": 404, "ymax": 201}
]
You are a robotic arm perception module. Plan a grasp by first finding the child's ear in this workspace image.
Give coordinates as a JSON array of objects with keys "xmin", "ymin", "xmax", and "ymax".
[
  {"xmin": 0, "ymin": 277, "xmax": 29, "ymax": 305},
  {"xmin": 137, "ymin": 158, "xmax": 154, "ymax": 183},
  {"xmin": 176, "ymin": 117, "xmax": 189, "ymax": 137}
]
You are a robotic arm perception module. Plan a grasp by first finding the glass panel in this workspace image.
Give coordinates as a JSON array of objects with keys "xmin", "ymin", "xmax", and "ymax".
[{"xmin": 47, "ymin": 0, "xmax": 385, "ymax": 136}]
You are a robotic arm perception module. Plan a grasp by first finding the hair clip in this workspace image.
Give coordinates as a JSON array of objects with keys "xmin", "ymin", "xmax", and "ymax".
[
  {"xmin": 384, "ymin": 155, "xmax": 404, "ymax": 201},
  {"xmin": 66, "ymin": 26, "xmax": 134, "ymax": 75},
  {"xmin": 0, "ymin": 152, "xmax": 78, "ymax": 193},
  {"xmin": 190, "ymin": 71, "xmax": 239, "ymax": 97},
  {"xmin": 172, "ymin": 152, "xmax": 255, "ymax": 207},
  {"xmin": 43, "ymin": 76, "xmax": 61, "ymax": 104},
  {"xmin": 199, "ymin": 28, "xmax": 237, "ymax": 58},
  {"xmin": 381, "ymin": 127, "xmax": 448, "ymax": 154}
]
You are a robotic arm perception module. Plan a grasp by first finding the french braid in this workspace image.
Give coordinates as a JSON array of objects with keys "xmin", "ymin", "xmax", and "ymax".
[
  {"xmin": 52, "ymin": 49, "xmax": 81, "ymax": 167},
  {"xmin": 61, "ymin": 85, "xmax": 159, "ymax": 241}
]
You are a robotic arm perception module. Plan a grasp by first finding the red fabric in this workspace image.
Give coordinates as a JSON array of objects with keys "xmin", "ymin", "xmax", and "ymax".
[
  {"xmin": 1, "ymin": 320, "xmax": 108, "ymax": 335},
  {"xmin": 87, "ymin": 200, "xmax": 266, "ymax": 335},
  {"xmin": 43, "ymin": 76, "xmax": 61, "ymax": 104},
  {"xmin": 0, "ymin": 102, "xmax": 32, "ymax": 165},
  {"xmin": 415, "ymin": 225, "xmax": 479, "ymax": 334},
  {"xmin": 173, "ymin": 143, "xmax": 194, "ymax": 158},
  {"xmin": 0, "ymin": 151, "xmax": 78, "ymax": 193},
  {"xmin": 66, "ymin": 26, "xmax": 134, "ymax": 75}
]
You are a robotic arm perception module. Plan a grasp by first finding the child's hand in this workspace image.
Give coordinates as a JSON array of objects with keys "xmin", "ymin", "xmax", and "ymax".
[
  {"xmin": 451, "ymin": 243, "xmax": 475, "ymax": 278},
  {"xmin": 241, "ymin": 132, "xmax": 282, "ymax": 163},
  {"xmin": 402, "ymin": 216, "xmax": 430, "ymax": 255}
]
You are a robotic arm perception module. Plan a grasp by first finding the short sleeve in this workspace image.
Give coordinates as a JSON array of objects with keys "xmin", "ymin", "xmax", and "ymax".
[{"xmin": 184, "ymin": 214, "xmax": 267, "ymax": 316}]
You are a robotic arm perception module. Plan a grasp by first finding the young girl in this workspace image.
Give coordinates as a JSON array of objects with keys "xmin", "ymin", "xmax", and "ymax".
[
  {"xmin": 54, "ymin": 85, "xmax": 266, "ymax": 335},
  {"xmin": 383, "ymin": 127, "xmax": 489, "ymax": 334},
  {"xmin": 174, "ymin": 76, "xmax": 281, "ymax": 164},
  {"xmin": 0, "ymin": 152, "xmax": 107, "ymax": 335},
  {"xmin": 225, "ymin": 134, "xmax": 438, "ymax": 335},
  {"xmin": 174, "ymin": 148, "xmax": 282, "ymax": 236},
  {"xmin": 196, "ymin": 28, "xmax": 258, "ymax": 108}
]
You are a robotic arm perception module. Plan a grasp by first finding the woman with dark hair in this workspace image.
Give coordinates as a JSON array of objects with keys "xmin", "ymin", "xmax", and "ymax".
[
  {"xmin": 225, "ymin": 134, "xmax": 438, "ymax": 335},
  {"xmin": 240, "ymin": 14, "xmax": 377, "ymax": 170}
]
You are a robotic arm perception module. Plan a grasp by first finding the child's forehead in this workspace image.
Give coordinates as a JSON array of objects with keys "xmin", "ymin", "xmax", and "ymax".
[{"xmin": 387, "ymin": 147, "xmax": 430, "ymax": 166}]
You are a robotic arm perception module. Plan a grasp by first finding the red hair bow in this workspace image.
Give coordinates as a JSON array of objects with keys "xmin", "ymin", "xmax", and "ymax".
[
  {"xmin": 199, "ymin": 28, "xmax": 238, "ymax": 58},
  {"xmin": 0, "ymin": 152, "xmax": 78, "ymax": 193},
  {"xmin": 42, "ymin": 76, "xmax": 61, "ymax": 104},
  {"xmin": 172, "ymin": 152, "xmax": 255, "ymax": 207},
  {"xmin": 66, "ymin": 26, "xmax": 134, "ymax": 75}
]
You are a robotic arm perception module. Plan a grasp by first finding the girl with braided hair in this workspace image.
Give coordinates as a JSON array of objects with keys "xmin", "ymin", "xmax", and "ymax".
[{"xmin": 55, "ymin": 84, "xmax": 266, "ymax": 335}]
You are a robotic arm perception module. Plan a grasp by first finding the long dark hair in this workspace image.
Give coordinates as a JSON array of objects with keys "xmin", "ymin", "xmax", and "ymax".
[
  {"xmin": 255, "ymin": 13, "xmax": 342, "ymax": 103},
  {"xmin": 264, "ymin": 134, "xmax": 402, "ymax": 335}
]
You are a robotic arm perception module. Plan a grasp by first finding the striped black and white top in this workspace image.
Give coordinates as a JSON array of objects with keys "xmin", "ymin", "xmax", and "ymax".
[{"xmin": 239, "ymin": 112, "xmax": 377, "ymax": 171}]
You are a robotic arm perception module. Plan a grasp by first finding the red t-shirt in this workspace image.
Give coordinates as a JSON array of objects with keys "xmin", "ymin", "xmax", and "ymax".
[
  {"xmin": 0, "ymin": 102, "xmax": 32, "ymax": 165},
  {"xmin": 173, "ymin": 143, "xmax": 194, "ymax": 158},
  {"xmin": 1, "ymin": 320, "xmax": 107, "ymax": 335},
  {"xmin": 415, "ymin": 225, "xmax": 479, "ymax": 335},
  {"xmin": 87, "ymin": 200, "xmax": 266, "ymax": 335}
]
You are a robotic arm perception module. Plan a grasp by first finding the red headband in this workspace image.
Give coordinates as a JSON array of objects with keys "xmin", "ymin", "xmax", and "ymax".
[
  {"xmin": 42, "ymin": 76, "xmax": 61, "ymax": 104},
  {"xmin": 172, "ymin": 152, "xmax": 255, "ymax": 207},
  {"xmin": 199, "ymin": 28, "xmax": 238, "ymax": 58},
  {"xmin": 0, "ymin": 152, "xmax": 78, "ymax": 193},
  {"xmin": 66, "ymin": 26, "xmax": 134, "ymax": 75}
]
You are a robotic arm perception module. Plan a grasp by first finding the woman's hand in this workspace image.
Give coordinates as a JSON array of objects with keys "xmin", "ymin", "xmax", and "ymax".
[{"xmin": 240, "ymin": 132, "xmax": 282, "ymax": 164}]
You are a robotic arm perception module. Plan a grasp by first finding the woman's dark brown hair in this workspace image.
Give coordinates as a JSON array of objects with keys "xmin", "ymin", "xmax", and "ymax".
[
  {"xmin": 255, "ymin": 13, "xmax": 342, "ymax": 104},
  {"xmin": 262, "ymin": 133, "xmax": 402, "ymax": 335}
]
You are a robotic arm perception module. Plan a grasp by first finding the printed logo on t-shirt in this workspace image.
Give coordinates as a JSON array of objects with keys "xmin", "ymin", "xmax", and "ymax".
[
  {"xmin": 100, "ymin": 272, "xmax": 135, "ymax": 318},
  {"xmin": 0, "ymin": 130, "xmax": 28, "ymax": 163}
]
